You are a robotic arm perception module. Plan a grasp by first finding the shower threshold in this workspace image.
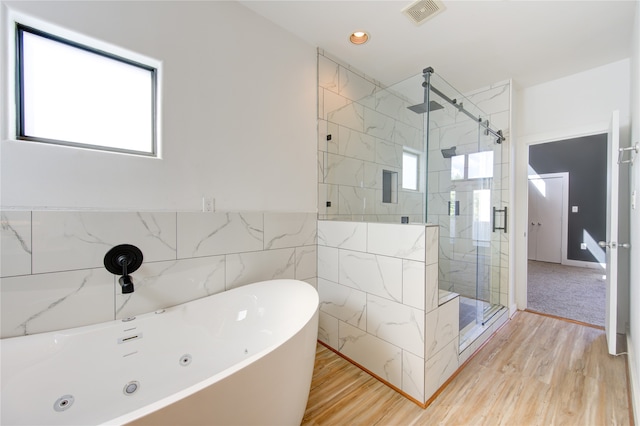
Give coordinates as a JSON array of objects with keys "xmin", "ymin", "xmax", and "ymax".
[{"xmin": 459, "ymin": 298, "xmax": 507, "ymax": 354}]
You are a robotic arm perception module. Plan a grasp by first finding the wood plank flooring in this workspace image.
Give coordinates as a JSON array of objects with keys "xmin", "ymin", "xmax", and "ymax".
[{"xmin": 302, "ymin": 311, "xmax": 631, "ymax": 425}]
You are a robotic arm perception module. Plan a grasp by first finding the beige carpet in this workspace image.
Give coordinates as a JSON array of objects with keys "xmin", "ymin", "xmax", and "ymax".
[{"xmin": 527, "ymin": 260, "xmax": 606, "ymax": 326}]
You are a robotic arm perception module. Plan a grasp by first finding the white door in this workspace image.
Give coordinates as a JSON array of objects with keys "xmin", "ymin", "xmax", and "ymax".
[
  {"xmin": 602, "ymin": 110, "xmax": 620, "ymax": 355},
  {"xmin": 528, "ymin": 176, "xmax": 564, "ymax": 263}
]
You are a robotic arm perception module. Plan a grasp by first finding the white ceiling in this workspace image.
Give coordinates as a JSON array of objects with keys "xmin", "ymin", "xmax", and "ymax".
[{"xmin": 239, "ymin": 0, "xmax": 637, "ymax": 93}]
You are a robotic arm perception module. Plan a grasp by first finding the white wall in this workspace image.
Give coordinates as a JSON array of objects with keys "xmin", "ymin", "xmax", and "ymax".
[
  {"xmin": 0, "ymin": 1, "xmax": 317, "ymax": 212},
  {"xmin": 513, "ymin": 59, "xmax": 632, "ymax": 326},
  {"xmin": 627, "ymin": 1, "xmax": 640, "ymax": 422}
]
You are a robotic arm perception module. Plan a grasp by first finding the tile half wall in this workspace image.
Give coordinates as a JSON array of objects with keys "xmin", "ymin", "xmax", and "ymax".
[{"xmin": 0, "ymin": 211, "xmax": 317, "ymax": 338}]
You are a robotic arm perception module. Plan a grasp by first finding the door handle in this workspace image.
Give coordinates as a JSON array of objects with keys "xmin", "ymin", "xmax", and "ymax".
[
  {"xmin": 598, "ymin": 241, "xmax": 631, "ymax": 249},
  {"xmin": 493, "ymin": 207, "xmax": 507, "ymax": 233}
]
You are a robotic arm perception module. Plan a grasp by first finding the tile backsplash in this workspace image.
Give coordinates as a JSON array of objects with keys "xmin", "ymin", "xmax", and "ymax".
[{"xmin": 0, "ymin": 210, "xmax": 317, "ymax": 338}]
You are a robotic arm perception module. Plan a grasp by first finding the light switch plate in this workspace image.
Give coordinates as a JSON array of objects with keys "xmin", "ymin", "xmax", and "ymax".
[{"xmin": 571, "ymin": 206, "xmax": 579, "ymax": 213}]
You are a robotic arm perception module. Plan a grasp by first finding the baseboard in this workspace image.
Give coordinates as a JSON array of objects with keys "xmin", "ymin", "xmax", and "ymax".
[
  {"xmin": 561, "ymin": 259, "xmax": 604, "ymax": 270},
  {"xmin": 626, "ymin": 333, "xmax": 639, "ymax": 425}
]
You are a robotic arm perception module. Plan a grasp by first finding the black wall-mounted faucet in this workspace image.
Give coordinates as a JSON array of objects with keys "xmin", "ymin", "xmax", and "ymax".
[{"xmin": 104, "ymin": 244, "xmax": 143, "ymax": 294}]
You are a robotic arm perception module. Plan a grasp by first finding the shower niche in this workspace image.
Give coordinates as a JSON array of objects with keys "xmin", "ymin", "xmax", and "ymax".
[{"xmin": 317, "ymin": 51, "xmax": 511, "ymax": 404}]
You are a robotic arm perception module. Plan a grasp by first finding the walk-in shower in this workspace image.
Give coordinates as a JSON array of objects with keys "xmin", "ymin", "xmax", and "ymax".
[{"xmin": 319, "ymin": 64, "xmax": 508, "ymax": 349}]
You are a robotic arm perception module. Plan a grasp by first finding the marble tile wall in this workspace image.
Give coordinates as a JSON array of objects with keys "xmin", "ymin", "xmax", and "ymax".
[
  {"xmin": 318, "ymin": 50, "xmax": 426, "ymax": 224},
  {"xmin": 0, "ymin": 210, "xmax": 317, "ymax": 338},
  {"xmin": 317, "ymin": 220, "xmax": 458, "ymax": 404}
]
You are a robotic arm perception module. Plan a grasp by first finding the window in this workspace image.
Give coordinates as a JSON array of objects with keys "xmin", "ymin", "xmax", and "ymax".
[
  {"xmin": 402, "ymin": 151, "xmax": 418, "ymax": 190},
  {"xmin": 450, "ymin": 155, "xmax": 465, "ymax": 180},
  {"xmin": 468, "ymin": 151, "xmax": 493, "ymax": 179},
  {"xmin": 451, "ymin": 151, "xmax": 494, "ymax": 180},
  {"xmin": 16, "ymin": 24, "xmax": 158, "ymax": 156}
]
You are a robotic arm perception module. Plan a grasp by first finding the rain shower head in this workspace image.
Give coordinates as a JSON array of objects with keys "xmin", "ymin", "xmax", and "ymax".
[
  {"xmin": 407, "ymin": 100, "xmax": 444, "ymax": 114},
  {"xmin": 441, "ymin": 146, "xmax": 457, "ymax": 158}
]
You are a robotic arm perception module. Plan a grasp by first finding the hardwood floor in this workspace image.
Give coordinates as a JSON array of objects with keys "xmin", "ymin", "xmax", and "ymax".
[{"xmin": 302, "ymin": 311, "xmax": 631, "ymax": 425}]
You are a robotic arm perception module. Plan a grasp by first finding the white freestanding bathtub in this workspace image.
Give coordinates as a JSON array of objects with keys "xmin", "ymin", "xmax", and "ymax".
[{"xmin": 0, "ymin": 279, "xmax": 319, "ymax": 426}]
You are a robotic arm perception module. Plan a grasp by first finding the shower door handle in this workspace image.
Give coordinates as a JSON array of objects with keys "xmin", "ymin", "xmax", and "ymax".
[{"xmin": 492, "ymin": 206, "xmax": 508, "ymax": 233}]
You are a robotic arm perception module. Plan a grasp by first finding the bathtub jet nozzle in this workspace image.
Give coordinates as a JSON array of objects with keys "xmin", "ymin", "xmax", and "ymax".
[{"xmin": 104, "ymin": 244, "xmax": 144, "ymax": 295}]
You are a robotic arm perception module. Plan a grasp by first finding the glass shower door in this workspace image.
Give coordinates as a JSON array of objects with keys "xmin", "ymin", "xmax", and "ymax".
[{"xmin": 425, "ymin": 72, "xmax": 504, "ymax": 339}]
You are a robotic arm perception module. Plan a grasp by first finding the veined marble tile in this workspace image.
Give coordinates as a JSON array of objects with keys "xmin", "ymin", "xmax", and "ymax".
[
  {"xmin": 403, "ymin": 260, "xmax": 425, "ymax": 310},
  {"xmin": 426, "ymin": 226, "xmax": 439, "ymax": 265},
  {"xmin": 318, "ymin": 184, "xmax": 339, "ymax": 216},
  {"xmin": 339, "ymin": 250, "xmax": 402, "ymax": 302},
  {"xmin": 177, "ymin": 212, "xmax": 263, "ymax": 259},
  {"xmin": 323, "ymin": 90, "xmax": 351, "ymax": 121},
  {"xmin": 427, "ymin": 106, "xmax": 456, "ymax": 129},
  {"xmin": 115, "ymin": 256, "xmax": 226, "ymax": 319},
  {"xmin": 339, "ymin": 67, "xmax": 376, "ymax": 102},
  {"xmin": 32, "ymin": 212, "xmax": 176, "ymax": 274},
  {"xmin": 296, "ymin": 246, "xmax": 317, "ymax": 281},
  {"xmin": 364, "ymin": 162, "xmax": 398, "ymax": 190},
  {"xmin": 318, "ymin": 55, "xmax": 339, "ymax": 93},
  {"xmin": 367, "ymin": 294, "xmax": 424, "ymax": 357},
  {"xmin": 225, "ymin": 248, "xmax": 295, "ymax": 290},
  {"xmin": 467, "ymin": 83, "xmax": 510, "ymax": 115},
  {"xmin": 437, "ymin": 120, "xmax": 478, "ymax": 149},
  {"xmin": 327, "ymin": 102, "xmax": 364, "ymax": 132},
  {"xmin": 376, "ymin": 138, "xmax": 402, "ymax": 168},
  {"xmin": 403, "ymin": 350, "xmax": 425, "ymax": 403},
  {"xmin": 367, "ymin": 223, "xmax": 425, "ymax": 261},
  {"xmin": 364, "ymin": 108, "xmax": 395, "ymax": 141},
  {"xmin": 318, "ymin": 278, "xmax": 366, "ymax": 330},
  {"xmin": 375, "ymin": 182, "xmax": 400, "ymax": 215},
  {"xmin": 394, "ymin": 120, "xmax": 423, "ymax": 152},
  {"xmin": 318, "ymin": 119, "xmax": 339, "ymax": 154},
  {"xmin": 318, "ymin": 220, "xmax": 367, "ymax": 251},
  {"xmin": 424, "ymin": 338, "xmax": 459, "ymax": 400},
  {"xmin": 377, "ymin": 90, "xmax": 423, "ymax": 129},
  {"xmin": 1, "ymin": 211, "xmax": 32, "ymax": 277},
  {"xmin": 425, "ymin": 262, "xmax": 439, "ymax": 313},
  {"xmin": 319, "ymin": 151, "xmax": 326, "ymax": 183},
  {"xmin": 324, "ymin": 153, "xmax": 365, "ymax": 187},
  {"xmin": 338, "ymin": 321, "xmax": 402, "ymax": 389},
  {"xmin": 264, "ymin": 212, "xmax": 316, "ymax": 250},
  {"xmin": 317, "ymin": 245, "xmax": 339, "ymax": 282},
  {"xmin": 426, "ymin": 296, "xmax": 459, "ymax": 359},
  {"xmin": 338, "ymin": 186, "xmax": 376, "ymax": 215},
  {"xmin": 1, "ymin": 268, "xmax": 114, "ymax": 338},
  {"xmin": 337, "ymin": 126, "xmax": 375, "ymax": 162},
  {"xmin": 397, "ymin": 191, "xmax": 424, "ymax": 215},
  {"xmin": 318, "ymin": 311, "xmax": 339, "ymax": 349}
]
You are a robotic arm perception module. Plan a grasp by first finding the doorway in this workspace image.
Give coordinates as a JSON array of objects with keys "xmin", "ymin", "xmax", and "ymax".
[
  {"xmin": 528, "ymin": 173, "xmax": 567, "ymax": 264},
  {"xmin": 526, "ymin": 134, "xmax": 607, "ymax": 326}
]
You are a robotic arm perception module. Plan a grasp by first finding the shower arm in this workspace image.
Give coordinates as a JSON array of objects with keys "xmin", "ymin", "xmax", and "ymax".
[{"xmin": 429, "ymin": 84, "xmax": 506, "ymax": 144}]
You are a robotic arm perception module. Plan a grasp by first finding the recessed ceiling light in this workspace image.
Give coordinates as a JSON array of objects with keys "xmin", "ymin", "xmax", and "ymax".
[{"xmin": 349, "ymin": 31, "xmax": 369, "ymax": 45}]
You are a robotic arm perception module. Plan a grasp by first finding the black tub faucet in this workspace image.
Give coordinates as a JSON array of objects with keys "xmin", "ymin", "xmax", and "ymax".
[{"xmin": 104, "ymin": 244, "xmax": 143, "ymax": 294}]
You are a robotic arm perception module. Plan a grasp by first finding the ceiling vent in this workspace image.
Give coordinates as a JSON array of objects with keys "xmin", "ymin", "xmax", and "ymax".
[{"xmin": 402, "ymin": 0, "xmax": 445, "ymax": 25}]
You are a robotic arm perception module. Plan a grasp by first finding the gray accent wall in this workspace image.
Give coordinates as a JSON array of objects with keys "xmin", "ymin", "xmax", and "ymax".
[{"xmin": 529, "ymin": 134, "xmax": 607, "ymax": 262}]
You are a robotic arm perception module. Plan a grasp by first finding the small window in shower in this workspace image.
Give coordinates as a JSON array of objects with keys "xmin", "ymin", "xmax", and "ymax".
[
  {"xmin": 15, "ymin": 23, "xmax": 159, "ymax": 156},
  {"xmin": 451, "ymin": 155, "xmax": 465, "ymax": 180},
  {"xmin": 402, "ymin": 151, "xmax": 419, "ymax": 190},
  {"xmin": 382, "ymin": 170, "xmax": 398, "ymax": 203},
  {"xmin": 468, "ymin": 151, "xmax": 494, "ymax": 179}
]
